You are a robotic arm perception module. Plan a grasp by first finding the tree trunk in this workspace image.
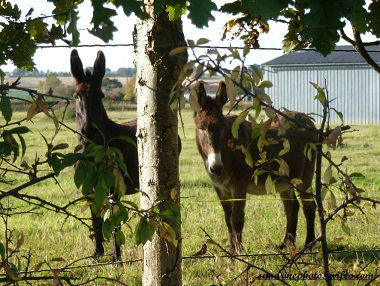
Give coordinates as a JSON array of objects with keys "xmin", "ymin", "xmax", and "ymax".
[{"xmin": 134, "ymin": 4, "xmax": 187, "ymax": 286}]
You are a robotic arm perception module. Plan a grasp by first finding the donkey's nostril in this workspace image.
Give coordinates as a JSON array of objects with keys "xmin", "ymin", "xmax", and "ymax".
[{"xmin": 210, "ymin": 165, "xmax": 223, "ymax": 176}]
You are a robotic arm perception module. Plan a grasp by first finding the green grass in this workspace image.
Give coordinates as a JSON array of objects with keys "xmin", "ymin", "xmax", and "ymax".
[{"xmin": 1, "ymin": 106, "xmax": 380, "ymax": 286}]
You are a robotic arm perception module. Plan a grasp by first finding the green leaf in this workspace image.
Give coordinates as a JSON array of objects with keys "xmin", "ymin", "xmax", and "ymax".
[
  {"xmin": 114, "ymin": 0, "xmax": 148, "ymax": 18},
  {"xmin": 17, "ymin": 134, "xmax": 26, "ymax": 158},
  {"xmin": 61, "ymin": 153, "xmax": 80, "ymax": 168},
  {"xmin": 52, "ymin": 143, "xmax": 69, "ymax": 151},
  {"xmin": 67, "ymin": 9, "xmax": 80, "ymax": 46},
  {"xmin": 368, "ymin": 1, "xmax": 380, "ymax": 37},
  {"xmin": 125, "ymin": 200, "xmax": 139, "ymax": 210},
  {"xmin": 89, "ymin": 0, "xmax": 118, "ymax": 42},
  {"xmin": 0, "ymin": 142, "xmax": 13, "ymax": 157},
  {"xmin": 82, "ymin": 164, "xmax": 97, "ymax": 195},
  {"xmin": 102, "ymin": 218, "xmax": 113, "ymax": 241},
  {"xmin": 241, "ymin": 0, "xmax": 288, "ymax": 20},
  {"xmin": 341, "ymin": 223, "xmax": 351, "ymax": 235},
  {"xmin": 0, "ymin": 242, "xmax": 5, "ymax": 260},
  {"xmin": 169, "ymin": 46, "xmax": 187, "ymax": 56},
  {"xmin": 349, "ymin": 172, "xmax": 365, "ymax": 178},
  {"xmin": 310, "ymin": 82, "xmax": 326, "ymax": 105},
  {"xmin": 323, "ymin": 165, "xmax": 332, "ymax": 185},
  {"xmin": 4, "ymin": 127, "xmax": 30, "ymax": 135},
  {"xmin": 1, "ymin": 93, "xmax": 12, "ymax": 123},
  {"xmin": 220, "ymin": 1, "xmax": 243, "ymax": 15},
  {"xmin": 158, "ymin": 206, "xmax": 181, "ymax": 223},
  {"xmin": 265, "ymin": 175, "xmax": 275, "ymax": 194},
  {"xmin": 94, "ymin": 179, "xmax": 107, "ymax": 208},
  {"xmin": 74, "ymin": 161, "xmax": 86, "ymax": 188},
  {"xmin": 244, "ymin": 148, "xmax": 253, "ymax": 168},
  {"xmin": 196, "ymin": 38, "xmax": 210, "ymax": 45},
  {"xmin": 48, "ymin": 154, "xmax": 62, "ymax": 175},
  {"xmin": 167, "ymin": 4, "xmax": 186, "ymax": 21},
  {"xmin": 278, "ymin": 138, "xmax": 290, "ymax": 156},
  {"xmin": 135, "ymin": 217, "xmax": 155, "ymax": 245},
  {"xmin": 299, "ymin": 1, "xmax": 344, "ymax": 56},
  {"xmin": 25, "ymin": 19, "xmax": 48, "ymax": 40},
  {"xmin": 232, "ymin": 111, "xmax": 249, "ymax": 139},
  {"xmin": 258, "ymin": 80, "xmax": 273, "ymax": 89},
  {"xmin": 116, "ymin": 229, "xmax": 126, "ymax": 246},
  {"xmin": 187, "ymin": 0, "xmax": 217, "ymax": 28}
]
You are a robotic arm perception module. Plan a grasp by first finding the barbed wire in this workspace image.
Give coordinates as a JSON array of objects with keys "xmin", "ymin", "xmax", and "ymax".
[
  {"xmin": 35, "ymin": 43, "xmax": 380, "ymax": 53},
  {"xmin": 2, "ymin": 248, "xmax": 378, "ymax": 277}
]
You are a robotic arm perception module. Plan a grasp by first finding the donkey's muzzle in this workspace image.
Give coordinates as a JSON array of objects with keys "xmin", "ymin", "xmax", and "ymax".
[
  {"xmin": 206, "ymin": 152, "xmax": 223, "ymax": 177},
  {"xmin": 210, "ymin": 165, "xmax": 223, "ymax": 177}
]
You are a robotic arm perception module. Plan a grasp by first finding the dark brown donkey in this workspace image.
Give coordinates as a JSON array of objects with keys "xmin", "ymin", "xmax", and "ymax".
[
  {"xmin": 194, "ymin": 81, "xmax": 317, "ymax": 252},
  {"xmin": 70, "ymin": 50, "xmax": 139, "ymax": 261}
]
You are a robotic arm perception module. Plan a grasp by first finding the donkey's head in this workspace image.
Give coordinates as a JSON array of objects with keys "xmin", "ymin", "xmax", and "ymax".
[
  {"xmin": 194, "ymin": 81, "xmax": 228, "ymax": 177},
  {"xmin": 70, "ymin": 50, "xmax": 107, "ymax": 138}
]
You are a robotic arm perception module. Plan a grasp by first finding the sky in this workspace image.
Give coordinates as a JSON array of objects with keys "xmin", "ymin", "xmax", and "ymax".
[{"xmin": 4, "ymin": 0, "xmax": 376, "ymax": 73}]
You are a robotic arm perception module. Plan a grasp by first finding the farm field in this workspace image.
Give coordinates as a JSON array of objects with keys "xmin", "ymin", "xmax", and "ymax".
[{"xmin": 2, "ymin": 106, "xmax": 380, "ymax": 285}]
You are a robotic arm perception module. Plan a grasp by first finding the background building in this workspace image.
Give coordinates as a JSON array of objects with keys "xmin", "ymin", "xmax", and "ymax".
[{"xmin": 262, "ymin": 46, "xmax": 380, "ymax": 124}]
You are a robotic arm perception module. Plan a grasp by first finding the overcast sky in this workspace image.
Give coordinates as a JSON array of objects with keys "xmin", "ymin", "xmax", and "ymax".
[{"xmin": 4, "ymin": 0, "xmax": 375, "ymax": 73}]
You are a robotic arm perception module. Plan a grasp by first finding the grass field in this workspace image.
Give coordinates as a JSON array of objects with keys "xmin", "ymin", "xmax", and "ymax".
[{"xmin": 2, "ymin": 105, "xmax": 380, "ymax": 285}]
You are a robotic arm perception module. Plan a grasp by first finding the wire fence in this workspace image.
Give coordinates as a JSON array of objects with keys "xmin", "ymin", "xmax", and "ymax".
[
  {"xmin": 35, "ymin": 43, "xmax": 380, "ymax": 53},
  {"xmin": 3, "ymin": 248, "xmax": 379, "ymax": 276}
]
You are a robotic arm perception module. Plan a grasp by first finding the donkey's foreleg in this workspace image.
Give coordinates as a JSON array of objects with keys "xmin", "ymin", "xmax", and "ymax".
[
  {"xmin": 91, "ymin": 211, "xmax": 105, "ymax": 258},
  {"xmin": 112, "ymin": 225, "xmax": 122, "ymax": 262},
  {"xmin": 299, "ymin": 192, "xmax": 316, "ymax": 247},
  {"xmin": 279, "ymin": 189, "xmax": 300, "ymax": 249},
  {"xmin": 230, "ymin": 192, "xmax": 247, "ymax": 253},
  {"xmin": 215, "ymin": 188, "xmax": 235, "ymax": 251}
]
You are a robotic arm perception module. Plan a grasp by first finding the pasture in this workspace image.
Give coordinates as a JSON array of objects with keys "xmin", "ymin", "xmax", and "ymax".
[{"xmin": 3, "ymin": 105, "xmax": 380, "ymax": 285}]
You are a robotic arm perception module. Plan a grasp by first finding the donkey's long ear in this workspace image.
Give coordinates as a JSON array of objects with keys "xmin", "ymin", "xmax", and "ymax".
[
  {"xmin": 93, "ymin": 51, "xmax": 105, "ymax": 81},
  {"xmin": 215, "ymin": 81, "xmax": 228, "ymax": 107},
  {"xmin": 70, "ymin": 49, "xmax": 85, "ymax": 83},
  {"xmin": 196, "ymin": 82, "xmax": 207, "ymax": 108}
]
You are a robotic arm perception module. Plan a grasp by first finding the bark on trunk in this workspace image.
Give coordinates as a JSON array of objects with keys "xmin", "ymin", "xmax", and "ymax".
[{"xmin": 134, "ymin": 4, "xmax": 187, "ymax": 286}]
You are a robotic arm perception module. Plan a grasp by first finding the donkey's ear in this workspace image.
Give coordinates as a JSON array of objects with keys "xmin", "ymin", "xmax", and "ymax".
[
  {"xmin": 196, "ymin": 82, "xmax": 207, "ymax": 108},
  {"xmin": 70, "ymin": 49, "xmax": 85, "ymax": 83},
  {"xmin": 215, "ymin": 81, "xmax": 227, "ymax": 107},
  {"xmin": 93, "ymin": 50, "xmax": 105, "ymax": 81}
]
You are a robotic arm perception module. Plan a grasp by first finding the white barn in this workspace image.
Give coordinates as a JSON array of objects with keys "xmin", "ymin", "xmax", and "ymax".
[{"xmin": 262, "ymin": 46, "xmax": 380, "ymax": 124}]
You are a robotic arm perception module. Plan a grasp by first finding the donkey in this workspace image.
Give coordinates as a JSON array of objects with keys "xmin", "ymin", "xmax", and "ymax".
[
  {"xmin": 70, "ymin": 49, "xmax": 139, "ymax": 261},
  {"xmin": 194, "ymin": 81, "xmax": 317, "ymax": 252}
]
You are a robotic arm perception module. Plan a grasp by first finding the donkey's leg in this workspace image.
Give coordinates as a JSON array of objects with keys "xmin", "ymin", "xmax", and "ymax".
[
  {"xmin": 279, "ymin": 189, "xmax": 300, "ymax": 248},
  {"xmin": 215, "ymin": 187, "xmax": 234, "ymax": 250},
  {"xmin": 91, "ymin": 210, "xmax": 105, "ymax": 258},
  {"xmin": 299, "ymin": 191, "xmax": 316, "ymax": 247},
  {"xmin": 230, "ymin": 191, "xmax": 247, "ymax": 253},
  {"xmin": 112, "ymin": 225, "xmax": 122, "ymax": 262}
]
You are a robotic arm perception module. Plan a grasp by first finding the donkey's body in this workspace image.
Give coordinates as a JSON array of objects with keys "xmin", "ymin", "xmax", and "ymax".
[
  {"xmin": 71, "ymin": 50, "xmax": 138, "ymax": 261},
  {"xmin": 194, "ymin": 81, "xmax": 317, "ymax": 252}
]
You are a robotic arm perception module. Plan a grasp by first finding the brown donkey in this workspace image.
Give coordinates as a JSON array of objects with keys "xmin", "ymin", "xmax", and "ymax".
[
  {"xmin": 71, "ymin": 50, "xmax": 139, "ymax": 261},
  {"xmin": 194, "ymin": 81, "xmax": 317, "ymax": 252}
]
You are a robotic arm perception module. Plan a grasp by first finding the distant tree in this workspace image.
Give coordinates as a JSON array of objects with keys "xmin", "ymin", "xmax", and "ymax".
[
  {"xmin": 11, "ymin": 68, "xmax": 30, "ymax": 77},
  {"xmin": 38, "ymin": 73, "xmax": 75, "ymax": 97},
  {"xmin": 102, "ymin": 78, "xmax": 122, "ymax": 89},
  {"xmin": 116, "ymin": 67, "xmax": 135, "ymax": 77},
  {"xmin": 123, "ymin": 75, "xmax": 136, "ymax": 102}
]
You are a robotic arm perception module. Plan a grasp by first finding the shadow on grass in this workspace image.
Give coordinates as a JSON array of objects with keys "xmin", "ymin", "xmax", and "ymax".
[{"xmin": 328, "ymin": 244, "xmax": 380, "ymax": 264}]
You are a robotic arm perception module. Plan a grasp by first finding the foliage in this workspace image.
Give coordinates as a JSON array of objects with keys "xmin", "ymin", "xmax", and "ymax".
[
  {"xmin": 1, "ymin": 0, "xmax": 379, "ymax": 74},
  {"xmin": 123, "ymin": 74, "xmax": 137, "ymax": 102},
  {"xmin": 102, "ymin": 78, "xmax": 122, "ymax": 89}
]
